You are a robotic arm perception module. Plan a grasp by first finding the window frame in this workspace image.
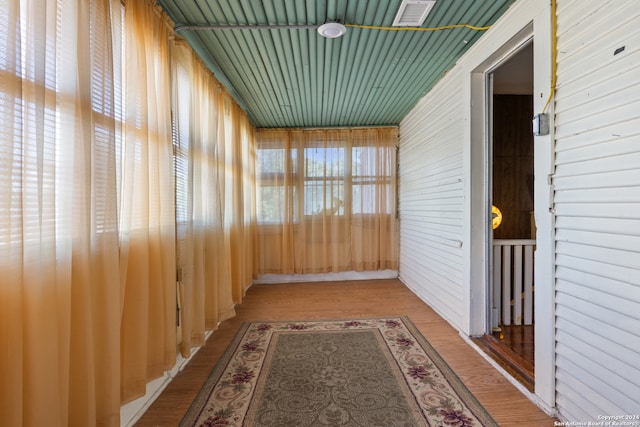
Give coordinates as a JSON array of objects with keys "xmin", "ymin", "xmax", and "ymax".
[{"xmin": 256, "ymin": 134, "xmax": 396, "ymax": 224}]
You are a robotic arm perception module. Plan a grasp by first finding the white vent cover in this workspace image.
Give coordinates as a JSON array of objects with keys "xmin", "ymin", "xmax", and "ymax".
[{"xmin": 392, "ymin": 0, "xmax": 436, "ymax": 27}]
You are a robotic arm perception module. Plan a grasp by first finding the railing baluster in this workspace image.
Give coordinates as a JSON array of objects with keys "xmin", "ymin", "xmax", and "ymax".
[
  {"xmin": 493, "ymin": 245, "xmax": 502, "ymax": 330},
  {"xmin": 524, "ymin": 245, "xmax": 534, "ymax": 325},
  {"xmin": 502, "ymin": 246, "xmax": 511, "ymax": 326},
  {"xmin": 514, "ymin": 245, "xmax": 523, "ymax": 325}
]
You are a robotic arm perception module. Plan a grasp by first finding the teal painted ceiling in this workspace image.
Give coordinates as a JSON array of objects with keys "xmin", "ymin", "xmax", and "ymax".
[{"xmin": 156, "ymin": 0, "xmax": 516, "ymax": 128}]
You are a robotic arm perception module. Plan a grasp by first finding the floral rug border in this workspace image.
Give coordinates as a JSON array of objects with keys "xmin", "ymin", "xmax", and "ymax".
[{"xmin": 180, "ymin": 317, "xmax": 497, "ymax": 427}]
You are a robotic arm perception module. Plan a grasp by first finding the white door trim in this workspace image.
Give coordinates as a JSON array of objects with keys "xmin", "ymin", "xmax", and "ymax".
[{"xmin": 464, "ymin": 2, "xmax": 557, "ymax": 409}]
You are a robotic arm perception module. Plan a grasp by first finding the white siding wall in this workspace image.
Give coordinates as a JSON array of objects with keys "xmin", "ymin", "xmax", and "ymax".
[
  {"xmin": 399, "ymin": 69, "xmax": 466, "ymax": 329},
  {"xmin": 553, "ymin": 0, "xmax": 640, "ymax": 420},
  {"xmin": 399, "ymin": 0, "xmax": 640, "ymax": 417}
]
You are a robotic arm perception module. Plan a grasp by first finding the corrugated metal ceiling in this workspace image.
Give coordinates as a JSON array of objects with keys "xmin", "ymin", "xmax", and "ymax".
[{"xmin": 156, "ymin": 0, "xmax": 516, "ymax": 128}]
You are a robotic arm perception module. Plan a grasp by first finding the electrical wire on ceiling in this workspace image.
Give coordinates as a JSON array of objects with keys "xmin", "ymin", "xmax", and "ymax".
[
  {"xmin": 345, "ymin": 23, "xmax": 491, "ymax": 31},
  {"xmin": 174, "ymin": 22, "xmax": 492, "ymax": 33}
]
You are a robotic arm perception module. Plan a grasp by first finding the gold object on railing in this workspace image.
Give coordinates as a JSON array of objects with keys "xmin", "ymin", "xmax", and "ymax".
[{"xmin": 492, "ymin": 205, "xmax": 503, "ymax": 230}]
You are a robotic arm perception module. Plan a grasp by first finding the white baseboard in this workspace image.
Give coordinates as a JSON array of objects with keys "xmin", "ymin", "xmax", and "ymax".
[
  {"xmin": 253, "ymin": 269, "xmax": 398, "ymax": 284},
  {"xmin": 120, "ymin": 331, "xmax": 213, "ymax": 427}
]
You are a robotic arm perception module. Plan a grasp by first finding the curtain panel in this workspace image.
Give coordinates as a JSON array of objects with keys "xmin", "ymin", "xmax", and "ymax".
[
  {"xmin": 0, "ymin": 0, "xmax": 257, "ymax": 425},
  {"xmin": 0, "ymin": 0, "xmax": 123, "ymax": 425},
  {"xmin": 118, "ymin": 0, "xmax": 177, "ymax": 404},
  {"xmin": 172, "ymin": 41, "xmax": 257, "ymax": 358},
  {"xmin": 256, "ymin": 128, "xmax": 399, "ymax": 274}
]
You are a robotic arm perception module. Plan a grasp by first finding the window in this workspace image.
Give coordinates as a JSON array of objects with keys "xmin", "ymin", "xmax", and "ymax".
[
  {"xmin": 256, "ymin": 128, "xmax": 397, "ymax": 224},
  {"xmin": 303, "ymin": 146, "xmax": 345, "ymax": 216},
  {"xmin": 352, "ymin": 146, "xmax": 394, "ymax": 215},
  {"xmin": 0, "ymin": 0, "xmax": 123, "ymax": 244},
  {"xmin": 255, "ymin": 128, "xmax": 398, "ymax": 274},
  {"xmin": 257, "ymin": 147, "xmax": 298, "ymax": 223}
]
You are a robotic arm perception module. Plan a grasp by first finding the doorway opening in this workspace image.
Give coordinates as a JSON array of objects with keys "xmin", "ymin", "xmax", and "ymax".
[{"xmin": 475, "ymin": 41, "xmax": 535, "ymax": 391}]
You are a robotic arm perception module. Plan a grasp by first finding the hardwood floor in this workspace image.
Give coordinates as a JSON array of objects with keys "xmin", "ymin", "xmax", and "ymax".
[
  {"xmin": 135, "ymin": 279, "xmax": 556, "ymax": 426},
  {"xmin": 501, "ymin": 324, "xmax": 535, "ymax": 365}
]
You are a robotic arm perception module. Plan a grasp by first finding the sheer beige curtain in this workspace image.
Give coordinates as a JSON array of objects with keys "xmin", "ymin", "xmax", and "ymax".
[
  {"xmin": 224, "ymin": 100, "xmax": 257, "ymax": 302},
  {"xmin": 256, "ymin": 128, "xmax": 399, "ymax": 274},
  {"xmin": 119, "ymin": 0, "xmax": 177, "ymax": 403},
  {"xmin": 172, "ymin": 42, "xmax": 257, "ymax": 357},
  {"xmin": 172, "ymin": 41, "xmax": 232, "ymax": 356},
  {"xmin": 0, "ymin": 0, "xmax": 122, "ymax": 425},
  {"xmin": 350, "ymin": 128, "xmax": 399, "ymax": 271},
  {"xmin": 0, "ymin": 0, "xmax": 256, "ymax": 424}
]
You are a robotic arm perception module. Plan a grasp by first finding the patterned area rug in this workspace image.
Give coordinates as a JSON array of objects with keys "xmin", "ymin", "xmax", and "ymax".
[{"xmin": 180, "ymin": 317, "xmax": 497, "ymax": 427}]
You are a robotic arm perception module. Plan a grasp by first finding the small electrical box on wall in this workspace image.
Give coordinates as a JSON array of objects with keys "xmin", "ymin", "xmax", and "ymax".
[{"xmin": 532, "ymin": 113, "xmax": 550, "ymax": 136}]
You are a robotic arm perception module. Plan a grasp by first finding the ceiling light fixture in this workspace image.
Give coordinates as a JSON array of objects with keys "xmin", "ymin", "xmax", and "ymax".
[{"xmin": 317, "ymin": 22, "xmax": 347, "ymax": 38}]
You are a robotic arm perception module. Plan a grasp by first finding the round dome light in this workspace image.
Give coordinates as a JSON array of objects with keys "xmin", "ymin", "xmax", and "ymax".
[{"xmin": 317, "ymin": 22, "xmax": 347, "ymax": 38}]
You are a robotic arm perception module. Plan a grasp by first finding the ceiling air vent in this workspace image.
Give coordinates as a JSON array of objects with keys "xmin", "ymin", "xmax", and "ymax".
[{"xmin": 392, "ymin": 0, "xmax": 436, "ymax": 27}]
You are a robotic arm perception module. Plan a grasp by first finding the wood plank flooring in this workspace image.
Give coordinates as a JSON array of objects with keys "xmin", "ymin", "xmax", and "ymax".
[
  {"xmin": 501, "ymin": 324, "xmax": 535, "ymax": 366},
  {"xmin": 135, "ymin": 279, "xmax": 556, "ymax": 426}
]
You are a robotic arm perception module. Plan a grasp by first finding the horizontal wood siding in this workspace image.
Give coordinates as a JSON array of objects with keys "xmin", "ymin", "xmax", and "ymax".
[
  {"xmin": 553, "ymin": 0, "xmax": 640, "ymax": 420},
  {"xmin": 399, "ymin": 68, "xmax": 466, "ymax": 329}
]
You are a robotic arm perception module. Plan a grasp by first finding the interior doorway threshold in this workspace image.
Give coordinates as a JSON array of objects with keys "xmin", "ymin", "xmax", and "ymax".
[{"xmin": 472, "ymin": 330, "xmax": 534, "ymax": 392}]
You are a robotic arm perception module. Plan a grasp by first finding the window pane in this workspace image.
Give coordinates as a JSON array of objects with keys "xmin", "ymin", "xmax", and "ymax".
[
  {"xmin": 352, "ymin": 146, "xmax": 391, "ymax": 177},
  {"xmin": 304, "ymin": 147, "xmax": 344, "ymax": 177},
  {"xmin": 258, "ymin": 147, "xmax": 297, "ymax": 175},
  {"xmin": 256, "ymin": 147, "xmax": 298, "ymax": 223},
  {"xmin": 258, "ymin": 186, "xmax": 282, "ymax": 223},
  {"xmin": 258, "ymin": 148, "xmax": 286, "ymax": 174},
  {"xmin": 353, "ymin": 182, "xmax": 393, "ymax": 214},
  {"xmin": 352, "ymin": 146, "xmax": 393, "ymax": 214},
  {"xmin": 257, "ymin": 185, "xmax": 297, "ymax": 223},
  {"xmin": 303, "ymin": 147, "xmax": 345, "ymax": 215},
  {"xmin": 304, "ymin": 181, "xmax": 344, "ymax": 215}
]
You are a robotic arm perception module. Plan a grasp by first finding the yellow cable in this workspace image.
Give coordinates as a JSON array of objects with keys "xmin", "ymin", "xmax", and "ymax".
[
  {"xmin": 542, "ymin": 0, "xmax": 557, "ymax": 113},
  {"xmin": 344, "ymin": 23, "xmax": 491, "ymax": 32},
  {"xmin": 347, "ymin": 12, "xmax": 559, "ymax": 112}
]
